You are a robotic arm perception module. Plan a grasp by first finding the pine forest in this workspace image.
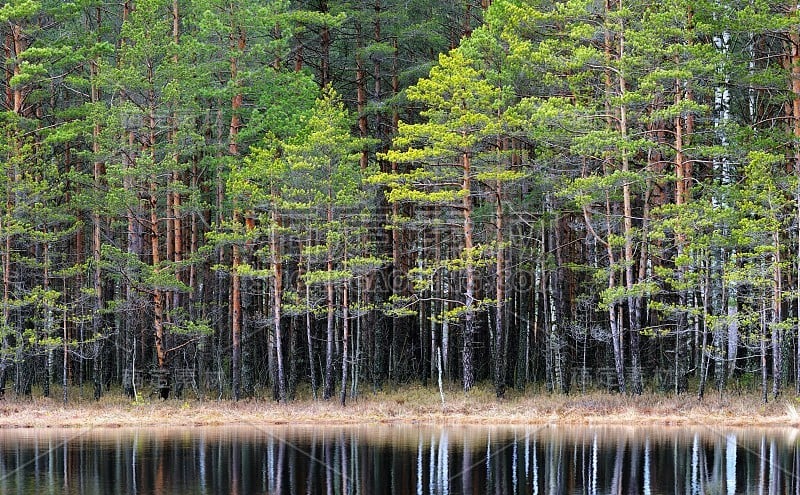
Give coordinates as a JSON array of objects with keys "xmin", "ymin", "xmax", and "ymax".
[{"xmin": 4, "ymin": 0, "xmax": 800, "ymax": 405}]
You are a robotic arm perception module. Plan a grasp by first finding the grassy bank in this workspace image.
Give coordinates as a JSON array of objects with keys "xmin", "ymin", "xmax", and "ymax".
[{"xmin": 0, "ymin": 385, "xmax": 797, "ymax": 429}]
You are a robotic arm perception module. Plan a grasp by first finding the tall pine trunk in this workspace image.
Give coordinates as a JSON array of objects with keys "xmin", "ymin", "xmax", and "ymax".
[
  {"xmin": 271, "ymin": 199, "xmax": 286, "ymax": 402},
  {"xmin": 90, "ymin": 5, "xmax": 105, "ymax": 402},
  {"xmin": 323, "ymin": 205, "xmax": 335, "ymax": 400},
  {"xmin": 231, "ymin": 212, "xmax": 242, "ymax": 401},
  {"xmin": 228, "ymin": 22, "xmax": 246, "ymax": 401},
  {"xmin": 340, "ymin": 279, "xmax": 350, "ymax": 406},
  {"xmin": 493, "ymin": 160, "xmax": 507, "ymax": 397},
  {"xmin": 772, "ymin": 232, "xmax": 782, "ymax": 399},
  {"xmin": 604, "ymin": 0, "xmax": 625, "ymax": 394},
  {"xmin": 619, "ymin": 30, "xmax": 642, "ymax": 395},
  {"xmin": 787, "ymin": 4, "xmax": 800, "ymax": 395},
  {"xmin": 150, "ymin": 182, "xmax": 168, "ymax": 398},
  {"xmin": 296, "ymin": 237, "xmax": 317, "ymax": 399},
  {"xmin": 462, "ymin": 150, "xmax": 477, "ymax": 391}
]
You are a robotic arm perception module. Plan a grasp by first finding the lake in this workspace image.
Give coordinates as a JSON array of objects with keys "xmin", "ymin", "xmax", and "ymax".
[{"xmin": 0, "ymin": 424, "xmax": 796, "ymax": 494}]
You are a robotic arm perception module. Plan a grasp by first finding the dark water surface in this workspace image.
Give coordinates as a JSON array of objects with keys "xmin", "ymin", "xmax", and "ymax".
[{"xmin": 0, "ymin": 424, "xmax": 798, "ymax": 494}]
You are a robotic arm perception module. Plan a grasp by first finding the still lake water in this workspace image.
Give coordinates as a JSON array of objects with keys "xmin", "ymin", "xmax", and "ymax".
[{"xmin": 0, "ymin": 424, "xmax": 797, "ymax": 494}]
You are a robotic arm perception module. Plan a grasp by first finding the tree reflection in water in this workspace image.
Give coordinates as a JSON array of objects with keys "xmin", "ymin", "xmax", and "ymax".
[{"xmin": 0, "ymin": 425, "xmax": 798, "ymax": 493}]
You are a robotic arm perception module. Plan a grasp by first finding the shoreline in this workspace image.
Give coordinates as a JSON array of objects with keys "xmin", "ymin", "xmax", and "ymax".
[{"xmin": 0, "ymin": 386, "xmax": 797, "ymax": 429}]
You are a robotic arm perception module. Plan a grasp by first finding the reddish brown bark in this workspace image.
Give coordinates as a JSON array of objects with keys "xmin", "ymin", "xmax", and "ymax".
[
  {"xmin": 228, "ymin": 12, "xmax": 246, "ymax": 400},
  {"xmin": 790, "ymin": 6, "xmax": 800, "ymax": 393}
]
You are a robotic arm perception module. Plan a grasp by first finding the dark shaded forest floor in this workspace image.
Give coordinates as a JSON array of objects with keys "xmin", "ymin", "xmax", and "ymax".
[{"xmin": 0, "ymin": 384, "xmax": 797, "ymax": 428}]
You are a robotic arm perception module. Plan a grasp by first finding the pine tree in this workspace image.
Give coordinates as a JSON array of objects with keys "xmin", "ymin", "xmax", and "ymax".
[{"xmin": 381, "ymin": 48, "xmax": 502, "ymax": 391}]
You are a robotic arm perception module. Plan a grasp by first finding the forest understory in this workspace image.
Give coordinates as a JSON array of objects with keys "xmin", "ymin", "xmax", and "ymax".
[{"xmin": 0, "ymin": 383, "xmax": 796, "ymax": 429}]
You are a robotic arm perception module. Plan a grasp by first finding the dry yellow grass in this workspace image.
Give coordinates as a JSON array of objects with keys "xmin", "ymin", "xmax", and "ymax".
[{"xmin": 0, "ymin": 384, "xmax": 795, "ymax": 429}]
